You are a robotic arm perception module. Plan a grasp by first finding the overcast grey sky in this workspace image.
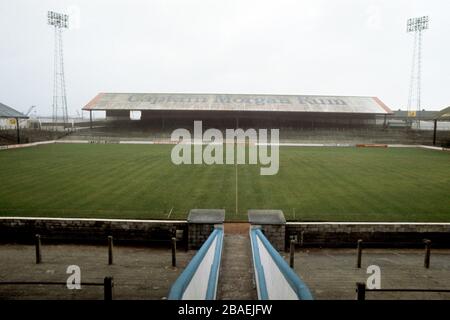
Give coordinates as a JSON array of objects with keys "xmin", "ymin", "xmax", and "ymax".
[{"xmin": 0, "ymin": 0, "xmax": 449, "ymax": 116}]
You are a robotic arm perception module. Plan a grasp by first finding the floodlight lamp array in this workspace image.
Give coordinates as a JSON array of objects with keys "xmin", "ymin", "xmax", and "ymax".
[
  {"xmin": 47, "ymin": 11, "xmax": 69, "ymax": 28},
  {"xmin": 407, "ymin": 16, "xmax": 429, "ymax": 33}
]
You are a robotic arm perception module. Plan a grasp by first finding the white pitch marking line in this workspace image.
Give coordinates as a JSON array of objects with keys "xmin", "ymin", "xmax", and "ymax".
[{"xmin": 167, "ymin": 207, "xmax": 174, "ymax": 219}]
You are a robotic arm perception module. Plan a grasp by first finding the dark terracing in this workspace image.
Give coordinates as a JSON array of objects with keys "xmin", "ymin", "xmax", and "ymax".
[
  {"xmin": 290, "ymin": 248, "xmax": 450, "ymax": 300},
  {"xmin": 1, "ymin": 243, "xmax": 450, "ymax": 299},
  {"xmin": 0, "ymin": 244, "xmax": 193, "ymax": 300}
]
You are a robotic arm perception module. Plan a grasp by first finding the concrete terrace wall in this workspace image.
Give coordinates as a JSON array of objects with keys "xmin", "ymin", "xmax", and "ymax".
[
  {"xmin": 188, "ymin": 224, "xmax": 217, "ymax": 250},
  {"xmin": 259, "ymin": 225, "xmax": 285, "ymax": 251},
  {"xmin": 286, "ymin": 223, "xmax": 450, "ymax": 248},
  {"xmin": 0, "ymin": 217, "xmax": 187, "ymax": 245},
  {"xmin": 187, "ymin": 209, "xmax": 225, "ymax": 250},
  {"xmin": 2, "ymin": 218, "xmax": 450, "ymax": 249}
]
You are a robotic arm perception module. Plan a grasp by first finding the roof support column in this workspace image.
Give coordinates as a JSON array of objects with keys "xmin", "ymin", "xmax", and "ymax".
[
  {"xmin": 433, "ymin": 119, "xmax": 437, "ymax": 146},
  {"xmin": 89, "ymin": 110, "xmax": 92, "ymax": 130},
  {"xmin": 15, "ymin": 117, "xmax": 20, "ymax": 144}
]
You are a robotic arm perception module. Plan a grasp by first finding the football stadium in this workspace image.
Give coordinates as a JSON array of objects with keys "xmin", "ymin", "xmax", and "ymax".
[
  {"xmin": 1, "ymin": 93, "xmax": 450, "ymax": 222},
  {"xmin": 1, "ymin": 92, "xmax": 450, "ymax": 302}
]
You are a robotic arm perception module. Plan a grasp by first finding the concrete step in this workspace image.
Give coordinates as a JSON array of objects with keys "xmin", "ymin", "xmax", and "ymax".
[{"xmin": 217, "ymin": 234, "xmax": 257, "ymax": 300}]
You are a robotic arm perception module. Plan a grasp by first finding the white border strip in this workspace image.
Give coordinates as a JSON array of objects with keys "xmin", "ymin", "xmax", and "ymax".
[
  {"xmin": 1, "ymin": 140, "xmax": 448, "ymax": 151},
  {"xmin": 55, "ymin": 140, "xmax": 89, "ymax": 144},
  {"xmin": 0, "ymin": 140, "xmax": 56, "ymax": 150},
  {"xmin": 119, "ymin": 141, "xmax": 154, "ymax": 144}
]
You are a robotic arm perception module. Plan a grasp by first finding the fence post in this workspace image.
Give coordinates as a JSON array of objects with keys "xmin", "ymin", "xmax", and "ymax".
[
  {"xmin": 289, "ymin": 239, "xmax": 295, "ymax": 268},
  {"xmin": 424, "ymin": 239, "xmax": 431, "ymax": 269},
  {"xmin": 299, "ymin": 231, "xmax": 304, "ymax": 248},
  {"xmin": 172, "ymin": 237, "xmax": 177, "ymax": 267},
  {"xmin": 356, "ymin": 282, "xmax": 366, "ymax": 301},
  {"xmin": 35, "ymin": 234, "xmax": 42, "ymax": 264},
  {"xmin": 104, "ymin": 276, "xmax": 113, "ymax": 300},
  {"xmin": 108, "ymin": 236, "xmax": 114, "ymax": 265},
  {"xmin": 184, "ymin": 226, "xmax": 189, "ymax": 252},
  {"xmin": 356, "ymin": 239, "xmax": 363, "ymax": 268}
]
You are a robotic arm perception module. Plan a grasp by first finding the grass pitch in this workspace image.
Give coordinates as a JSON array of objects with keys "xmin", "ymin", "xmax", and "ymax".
[{"xmin": 0, "ymin": 144, "xmax": 449, "ymax": 221}]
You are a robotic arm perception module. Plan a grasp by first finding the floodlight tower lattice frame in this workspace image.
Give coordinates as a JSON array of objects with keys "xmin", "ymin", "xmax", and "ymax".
[
  {"xmin": 406, "ymin": 16, "xmax": 429, "ymax": 126},
  {"xmin": 48, "ymin": 11, "xmax": 69, "ymax": 126}
]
